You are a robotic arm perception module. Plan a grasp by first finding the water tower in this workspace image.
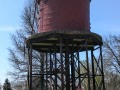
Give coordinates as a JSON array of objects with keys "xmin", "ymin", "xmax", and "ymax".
[{"xmin": 26, "ymin": 0, "xmax": 105, "ymax": 90}]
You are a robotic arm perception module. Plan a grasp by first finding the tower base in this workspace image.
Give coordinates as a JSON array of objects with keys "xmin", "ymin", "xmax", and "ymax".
[{"xmin": 26, "ymin": 30, "xmax": 105, "ymax": 90}]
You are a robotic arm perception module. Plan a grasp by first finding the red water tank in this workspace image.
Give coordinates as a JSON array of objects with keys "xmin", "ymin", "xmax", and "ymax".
[{"xmin": 38, "ymin": 0, "xmax": 90, "ymax": 33}]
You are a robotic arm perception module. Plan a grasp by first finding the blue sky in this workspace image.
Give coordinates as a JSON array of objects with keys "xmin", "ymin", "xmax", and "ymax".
[
  {"xmin": 0, "ymin": 0, "xmax": 25, "ymax": 84},
  {"xmin": 90, "ymin": 0, "xmax": 120, "ymax": 35},
  {"xmin": 0, "ymin": 0, "xmax": 120, "ymax": 84}
]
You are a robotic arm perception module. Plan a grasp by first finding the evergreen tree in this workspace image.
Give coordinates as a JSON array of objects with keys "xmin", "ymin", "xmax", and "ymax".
[
  {"xmin": 3, "ymin": 79, "xmax": 12, "ymax": 90},
  {"xmin": 0, "ymin": 83, "xmax": 2, "ymax": 90}
]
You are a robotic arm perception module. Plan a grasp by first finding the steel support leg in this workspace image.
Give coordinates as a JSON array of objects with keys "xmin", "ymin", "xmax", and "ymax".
[{"xmin": 29, "ymin": 44, "xmax": 32, "ymax": 90}]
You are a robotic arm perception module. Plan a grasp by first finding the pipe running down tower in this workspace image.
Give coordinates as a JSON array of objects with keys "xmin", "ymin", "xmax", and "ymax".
[{"xmin": 26, "ymin": 0, "xmax": 105, "ymax": 90}]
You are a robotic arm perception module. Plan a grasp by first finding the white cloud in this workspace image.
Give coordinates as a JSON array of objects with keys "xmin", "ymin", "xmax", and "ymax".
[{"xmin": 0, "ymin": 25, "xmax": 20, "ymax": 32}]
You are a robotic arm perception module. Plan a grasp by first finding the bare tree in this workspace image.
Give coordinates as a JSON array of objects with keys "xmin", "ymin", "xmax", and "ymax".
[
  {"xmin": 8, "ymin": 0, "xmax": 42, "ymax": 89},
  {"xmin": 105, "ymin": 71, "xmax": 120, "ymax": 90},
  {"xmin": 103, "ymin": 35, "xmax": 120, "ymax": 90},
  {"xmin": 11, "ymin": 81, "xmax": 27, "ymax": 90},
  {"xmin": 103, "ymin": 35, "xmax": 120, "ymax": 74}
]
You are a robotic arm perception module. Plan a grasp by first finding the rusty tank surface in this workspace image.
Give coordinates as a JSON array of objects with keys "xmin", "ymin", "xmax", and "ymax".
[{"xmin": 38, "ymin": 0, "xmax": 90, "ymax": 32}]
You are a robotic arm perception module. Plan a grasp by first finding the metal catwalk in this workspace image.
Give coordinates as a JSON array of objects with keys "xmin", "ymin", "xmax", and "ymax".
[{"xmin": 26, "ymin": 30, "xmax": 105, "ymax": 90}]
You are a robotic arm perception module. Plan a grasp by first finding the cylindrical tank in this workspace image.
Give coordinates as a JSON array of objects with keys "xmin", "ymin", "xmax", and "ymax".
[{"xmin": 38, "ymin": 0, "xmax": 90, "ymax": 33}]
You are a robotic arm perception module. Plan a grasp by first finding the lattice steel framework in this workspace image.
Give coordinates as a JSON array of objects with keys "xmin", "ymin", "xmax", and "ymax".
[{"xmin": 26, "ymin": 31, "xmax": 105, "ymax": 90}]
